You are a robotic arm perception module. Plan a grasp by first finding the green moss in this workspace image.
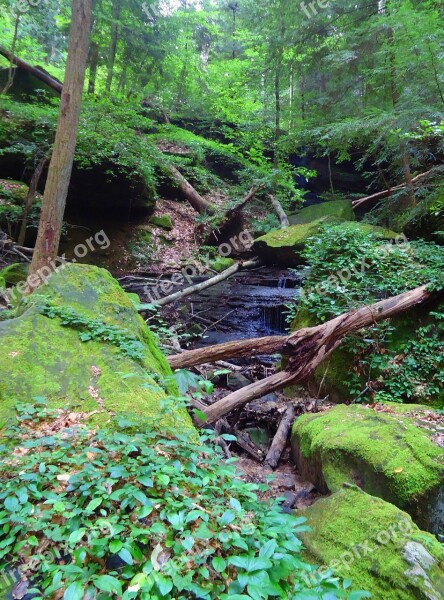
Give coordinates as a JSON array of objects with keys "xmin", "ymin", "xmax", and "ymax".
[
  {"xmin": 253, "ymin": 219, "xmax": 399, "ymax": 266},
  {"xmin": 0, "ymin": 262, "xmax": 28, "ymax": 285},
  {"xmin": 300, "ymin": 486, "xmax": 444, "ymax": 600},
  {"xmin": 0, "ymin": 264, "xmax": 193, "ymax": 434},
  {"xmin": 149, "ymin": 214, "xmax": 173, "ymax": 230},
  {"xmin": 291, "ymin": 404, "xmax": 443, "ymax": 531},
  {"xmin": 210, "ymin": 257, "xmax": 235, "ymax": 272},
  {"xmin": 288, "ymin": 199, "xmax": 355, "ymax": 225}
]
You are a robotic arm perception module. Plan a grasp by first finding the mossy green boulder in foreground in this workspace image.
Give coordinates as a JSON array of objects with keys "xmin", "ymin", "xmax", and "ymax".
[
  {"xmin": 0, "ymin": 263, "xmax": 194, "ymax": 433},
  {"xmin": 299, "ymin": 485, "xmax": 444, "ymax": 600},
  {"xmin": 288, "ymin": 199, "xmax": 355, "ymax": 226},
  {"xmin": 253, "ymin": 220, "xmax": 399, "ymax": 266},
  {"xmin": 291, "ymin": 404, "xmax": 443, "ymax": 535}
]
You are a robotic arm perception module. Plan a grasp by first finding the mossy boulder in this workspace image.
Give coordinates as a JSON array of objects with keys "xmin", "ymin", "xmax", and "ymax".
[
  {"xmin": 210, "ymin": 256, "xmax": 235, "ymax": 272},
  {"xmin": 288, "ymin": 199, "xmax": 355, "ymax": 226},
  {"xmin": 149, "ymin": 214, "xmax": 173, "ymax": 230},
  {"xmin": 0, "ymin": 263, "xmax": 194, "ymax": 433},
  {"xmin": 291, "ymin": 404, "xmax": 443, "ymax": 534},
  {"xmin": 253, "ymin": 220, "xmax": 399, "ymax": 266},
  {"xmin": 300, "ymin": 485, "xmax": 444, "ymax": 600}
]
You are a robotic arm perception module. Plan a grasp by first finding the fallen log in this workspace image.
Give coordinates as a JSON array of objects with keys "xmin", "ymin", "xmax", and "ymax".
[
  {"xmin": 169, "ymin": 283, "xmax": 440, "ymax": 423},
  {"xmin": 352, "ymin": 167, "xmax": 439, "ymax": 210},
  {"xmin": 269, "ymin": 194, "xmax": 289, "ymax": 227},
  {"xmin": 167, "ymin": 164, "xmax": 215, "ymax": 215},
  {"xmin": 138, "ymin": 258, "xmax": 262, "ymax": 309},
  {"xmin": 209, "ymin": 185, "xmax": 264, "ymax": 242},
  {"xmin": 264, "ymin": 403, "xmax": 296, "ymax": 468},
  {"xmin": 0, "ymin": 46, "xmax": 63, "ymax": 95}
]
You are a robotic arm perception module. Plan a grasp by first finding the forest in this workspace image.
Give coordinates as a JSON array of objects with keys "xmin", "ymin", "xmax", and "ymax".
[{"xmin": 0, "ymin": 0, "xmax": 443, "ymax": 598}]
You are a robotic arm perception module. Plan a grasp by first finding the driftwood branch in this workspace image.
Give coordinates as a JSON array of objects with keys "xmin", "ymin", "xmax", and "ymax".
[
  {"xmin": 0, "ymin": 46, "xmax": 63, "ymax": 94},
  {"xmin": 264, "ymin": 403, "xmax": 296, "ymax": 468},
  {"xmin": 352, "ymin": 168, "xmax": 439, "ymax": 210},
  {"xmin": 138, "ymin": 259, "xmax": 262, "ymax": 309},
  {"xmin": 169, "ymin": 284, "xmax": 440, "ymax": 423},
  {"xmin": 268, "ymin": 194, "xmax": 289, "ymax": 227}
]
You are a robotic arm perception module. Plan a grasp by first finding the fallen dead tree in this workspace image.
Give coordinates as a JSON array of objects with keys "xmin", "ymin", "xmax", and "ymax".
[
  {"xmin": 269, "ymin": 194, "xmax": 289, "ymax": 227},
  {"xmin": 168, "ymin": 283, "xmax": 441, "ymax": 423},
  {"xmin": 352, "ymin": 167, "xmax": 440, "ymax": 210},
  {"xmin": 138, "ymin": 258, "xmax": 262, "ymax": 309},
  {"xmin": 208, "ymin": 185, "xmax": 265, "ymax": 242},
  {"xmin": 0, "ymin": 46, "xmax": 63, "ymax": 95},
  {"xmin": 166, "ymin": 165, "xmax": 215, "ymax": 215}
]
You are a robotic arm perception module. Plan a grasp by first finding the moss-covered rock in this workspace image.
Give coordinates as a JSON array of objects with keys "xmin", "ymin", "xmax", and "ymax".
[
  {"xmin": 149, "ymin": 214, "xmax": 173, "ymax": 230},
  {"xmin": 253, "ymin": 220, "xmax": 399, "ymax": 266},
  {"xmin": 300, "ymin": 485, "xmax": 444, "ymax": 600},
  {"xmin": 291, "ymin": 404, "xmax": 443, "ymax": 534},
  {"xmin": 0, "ymin": 263, "xmax": 194, "ymax": 433},
  {"xmin": 288, "ymin": 199, "xmax": 355, "ymax": 226},
  {"xmin": 210, "ymin": 256, "xmax": 235, "ymax": 272}
]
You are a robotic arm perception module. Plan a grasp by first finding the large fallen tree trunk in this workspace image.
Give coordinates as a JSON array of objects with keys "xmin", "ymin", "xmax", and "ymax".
[
  {"xmin": 168, "ymin": 284, "xmax": 440, "ymax": 423},
  {"xmin": 138, "ymin": 258, "xmax": 261, "ymax": 309},
  {"xmin": 0, "ymin": 46, "xmax": 63, "ymax": 94},
  {"xmin": 352, "ymin": 167, "xmax": 438, "ymax": 210},
  {"xmin": 167, "ymin": 165, "xmax": 215, "ymax": 215}
]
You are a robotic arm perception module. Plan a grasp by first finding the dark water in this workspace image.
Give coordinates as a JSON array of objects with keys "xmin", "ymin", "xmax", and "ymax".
[{"xmin": 180, "ymin": 268, "xmax": 303, "ymax": 345}]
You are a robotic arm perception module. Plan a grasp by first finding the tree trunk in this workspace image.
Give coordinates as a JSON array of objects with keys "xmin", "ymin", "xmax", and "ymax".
[
  {"xmin": 168, "ymin": 284, "xmax": 440, "ymax": 423},
  {"xmin": 105, "ymin": 0, "xmax": 120, "ymax": 93},
  {"xmin": 17, "ymin": 156, "xmax": 48, "ymax": 246},
  {"xmin": 273, "ymin": 54, "xmax": 282, "ymax": 170},
  {"xmin": 0, "ymin": 47, "xmax": 63, "ymax": 95},
  {"xmin": 29, "ymin": 0, "xmax": 91, "ymax": 284},
  {"xmin": 208, "ymin": 185, "xmax": 264, "ymax": 242},
  {"xmin": 1, "ymin": 15, "xmax": 20, "ymax": 95},
  {"xmin": 167, "ymin": 165, "xmax": 215, "ymax": 215},
  {"xmin": 269, "ymin": 194, "xmax": 289, "ymax": 227},
  {"xmin": 88, "ymin": 40, "xmax": 99, "ymax": 94}
]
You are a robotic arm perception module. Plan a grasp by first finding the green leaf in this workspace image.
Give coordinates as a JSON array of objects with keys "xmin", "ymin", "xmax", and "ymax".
[
  {"xmin": 86, "ymin": 497, "xmax": 102, "ymax": 512},
  {"xmin": 259, "ymin": 539, "xmax": 277, "ymax": 559},
  {"xmin": 118, "ymin": 548, "xmax": 133, "ymax": 565},
  {"xmin": 109, "ymin": 540, "xmax": 123, "ymax": 553},
  {"xmin": 63, "ymin": 582, "xmax": 85, "ymax": 600},
  {"xmin": 155, "ymin": 574, "xmax": 173, "ymax": 596},
  {"xmin": 138, "ymin": 476, "xmax": 154, "ymax": 487},
  {"xmin": 212, "ymin": 556, "xmax": 227, "ymax": 573},
  {"xmin": 4, "ymin": 496, "xmax": 19, "ymax": 512},
  {"xmin": 68, "ymin": 528, "xmax": 86, "ymax": 545},
  {"xmin": 94, "ymin": 574, "xmax": 123, "ymax": 596}
]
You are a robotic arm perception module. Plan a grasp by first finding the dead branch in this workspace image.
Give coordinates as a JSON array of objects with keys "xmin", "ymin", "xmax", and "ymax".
[
  {"xmin": 352, "ymin": 167, "xmax": 440, "ymax": 210},
  {"xmin": 0, "ymin": 46, "xmax": 63, "ymax": 94},
  {"xmin": 171, "ymin": 284, "xmax": 440, "ymax": 423},
  {"xmin": 138, "ymin": 258, "xmax": 262, "ymax": 309},
  {"xmin": 264, "ymin": 404, "xmax": 296, "ymax": 468},
  {"xmin": 268, "ymin": 194, "xmax": 289, "ymax": 227}
]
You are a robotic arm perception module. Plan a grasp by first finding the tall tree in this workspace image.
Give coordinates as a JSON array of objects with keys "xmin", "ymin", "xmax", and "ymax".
[{"xmin": 29, "ymin": 0, "xmax": 92, "ymax": 282}]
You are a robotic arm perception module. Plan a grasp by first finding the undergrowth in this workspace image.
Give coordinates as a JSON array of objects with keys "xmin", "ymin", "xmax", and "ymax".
[{"xmin": 0, "ymin": 400, "xmax": 369, "ymax": 600}]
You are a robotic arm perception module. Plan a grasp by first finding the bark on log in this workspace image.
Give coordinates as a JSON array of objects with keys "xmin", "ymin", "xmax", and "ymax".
[
  {"xmin": 17, "ymin": 156, "xmax": 48, "ymax": 246},
  {"xmin": 0, "ymin": 46, "xmax": 63, "ymax": 94},
  {"xmin": 209, "ymin": 185, "xmax": 264, "ymax": 242},
  {"xmin": 264, "ymin": 404, "xmax": 296, "ymax": 468},
  {"xmin": 138, "ymin": 259, "xmax": 262, "ymax": 309},
  {"xmin": 269, "ymin": 194, "xmax": 289, "ymax": 227},
  {"xmin": 167, "ymin": 165, "xmax": 215, "ymax": 215},
  {"xmin": 170, "ymin": 284, "xmax": 440, "ymax": 423},
  {"xmin": 352, "ymin": 168, "xmax": 438, "ymax": 210}
]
